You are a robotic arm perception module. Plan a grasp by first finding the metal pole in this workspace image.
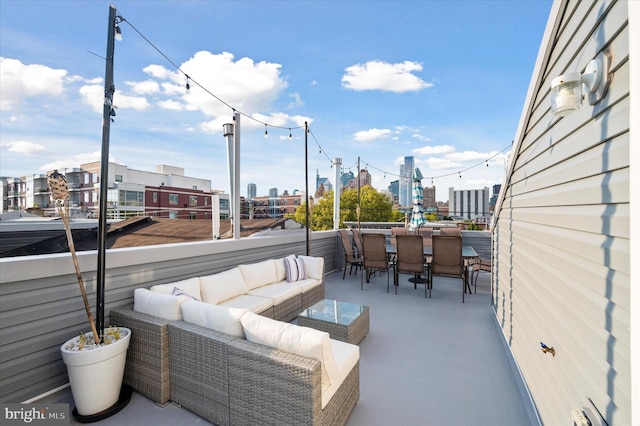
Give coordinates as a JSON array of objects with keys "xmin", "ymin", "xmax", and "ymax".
[
  {"xmin": 357, "ymin": 156, "xmax": 361, "ymax": 231},
  {"xmin": 233, "ymin": 111, "xmax": 241, "ymax": 240},
  {"xmin": 333, "ymin": 158, "xmax": 342, "ymax": 230},
  {"xmin": 223, "ymin": 122, "xmax": 234, "ymax": 237},
  {"xmin": 96, "ymin": 4, "xmax": 117, "ymax": 341},
  {"xmin": 305, "ymin": 122, "xmax": 309, "ymax": 255}
]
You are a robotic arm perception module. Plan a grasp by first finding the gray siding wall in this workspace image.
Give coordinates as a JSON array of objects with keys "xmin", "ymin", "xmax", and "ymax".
[
  {"xmin": 493, "ymin": 1, "xmax": 631, "ymax": 425},
  {"xmin": 0, "ymin": 231, "xmax": 337, "ymax": 403}
]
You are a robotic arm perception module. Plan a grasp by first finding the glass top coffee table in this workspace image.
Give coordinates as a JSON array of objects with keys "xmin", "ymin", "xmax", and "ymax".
[{"xmin": 297, "ymin": 299, "xmax": 370, "ymax": 345}]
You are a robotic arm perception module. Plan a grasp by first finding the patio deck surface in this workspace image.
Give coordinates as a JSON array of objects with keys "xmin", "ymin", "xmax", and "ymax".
[{"xmin": 46, "ymin": 266, "xmax": 537, "ymax": 425}]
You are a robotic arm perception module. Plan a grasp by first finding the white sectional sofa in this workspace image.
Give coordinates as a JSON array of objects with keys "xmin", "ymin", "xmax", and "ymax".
[{"xmin": 111, "ymin": 255, "xmax": 360, "ymax": 426}]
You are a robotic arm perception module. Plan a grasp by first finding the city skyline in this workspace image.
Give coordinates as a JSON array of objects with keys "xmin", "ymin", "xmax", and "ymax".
[{"xmin": 0, "ymin": 1, "xmax": 552, "ymax": 202}]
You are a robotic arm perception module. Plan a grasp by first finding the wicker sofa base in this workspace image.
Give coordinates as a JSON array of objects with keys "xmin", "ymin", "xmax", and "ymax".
[{"xmin": 111, "ymin": 306, "xmax": 172, "ymax": 405}]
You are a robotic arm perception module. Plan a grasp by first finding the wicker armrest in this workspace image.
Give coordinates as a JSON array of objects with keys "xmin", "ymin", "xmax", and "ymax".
[
  {"xmin": 167, "ymin": 321, "xmax": 237, "ymax": 426},
  {"xmin": 110, "ymin": 306, "xmax": 173, "ymax": 405},
  {"xmin": 227, "ymin": 338, "xmax": 323, "ymax": 426}
]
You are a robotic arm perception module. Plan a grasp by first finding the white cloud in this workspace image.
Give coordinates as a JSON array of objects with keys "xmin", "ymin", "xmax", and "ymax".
[
  {"xmin": 426, "ymin": 156, "xmax": 461, "ymax": 170},
  {"xmin": 288, "ymin": 92, "xmax": 304, "ymax": 109},
  {"xmin": 158, "ymin": 100, "xmax": 185, "ymax": 111},
  {"xmin": 79, "ymin": 84, "xmax": 149, "ymax": 113},
  {"xmin": 0, "ymin": 57, "xmax": 68, "ymax": 110},
  {"xmin": 40, "ymin": 151, "xmax": 118, "ymax": 173},
  {"xmin": 138, "ymin": 51, "xmax": 289, "ymax": 121},
  {"xmin": 445, "ymin": 150, "xmax": 492, "ymax": 162},
  {"xmin": 412, "ymin": 144, "xmax": 455, "ymax": 155},
  {"xmin": 127, "ymin": 80, "xmax": 160, "ymax": 95},
  {"xmin": 4, "ymin": 140, "xmax": 45, "ymax": 154},
  {"xmin": 341, "ymin": 60, "xmax": 433, "ymax": 93},
  {"xmin": 354, "ymin": 128, "xmax": 392, "ymax": 142}
]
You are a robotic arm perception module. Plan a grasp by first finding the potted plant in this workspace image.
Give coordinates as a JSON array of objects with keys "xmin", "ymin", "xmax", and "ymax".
[{"xmin": 48, "ymin": 170, "xmax": 131, "ymax": 421}]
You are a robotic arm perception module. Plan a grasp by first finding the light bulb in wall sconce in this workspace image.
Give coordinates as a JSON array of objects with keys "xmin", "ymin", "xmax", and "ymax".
[{"xmin": 550, "ymin": 52, "xmax": 609, "ymax": 117}]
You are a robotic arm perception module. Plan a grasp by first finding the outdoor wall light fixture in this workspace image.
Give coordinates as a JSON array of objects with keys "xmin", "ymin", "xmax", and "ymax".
[{"xmin": 550, "ymin": 52, "xmax": 609, "ymax": 117}]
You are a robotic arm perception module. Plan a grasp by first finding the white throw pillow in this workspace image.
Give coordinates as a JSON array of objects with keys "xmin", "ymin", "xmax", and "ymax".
[
  {"xmin": 133, "ymin": 288, "xmax": 189, "ymax": 321},
  {"xmin": 241, "ymin": 312, "xmax": 338, "ymax": 387},
  {"xmin": 200, "ymin": 268, "xmax": 250, "ymax": 304},
  {"xmin": 181, "ymin": 300, "xmax": 248, "ymax": 338},
  {"xmin": 298, "ymin": 256, "xmax": 324, "ymax": 280},
  {"xmin": 283, "ymin": 255, "xmax": 306, "ymax": 282},
  {"xmin": 238, "ymin": 260, "xmax": 278, "ymax": 290},
  {"xmin": 150, "ymin": 277, "xmax": 202, "ymax": 301}
]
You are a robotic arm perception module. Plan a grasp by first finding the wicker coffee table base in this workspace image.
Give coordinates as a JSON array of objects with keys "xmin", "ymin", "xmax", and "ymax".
[{"xmin": 298, "ymin": 304, "xmax": 370, "ymax": 345}]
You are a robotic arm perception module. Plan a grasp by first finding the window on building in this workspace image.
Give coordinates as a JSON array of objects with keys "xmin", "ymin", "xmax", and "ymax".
[
  {"xmin": 118, "ymin": 190, "xmax": 143, "ymax": 206},
  {"xmin": 189, "ymin": 196, "xmax": 198, "ymax": 206},
  {"xmin": 83, "ymin": 173, "xmax": 89, "ymax": 184},
  {"xmin": 189, "ymin": 212, "xmax": 197, "ymax": 219},
  {"xmin": 192, "ymin": 186, "xmax": 198, "ymax": 190},
  {"xmin": 169, "ymin": 194, "xmax": 179, "ymax": 205},
  {"xmin": 115, "ymin": 175, "xmax": 123, "ymax": 182},
  {"xmin": 92, "ymin": 173, "xmax": 98, "ymax": 183},
  {"xmin": 83, "ymin": 192, "xmax": 89, "ymax": 203},
  {"xmin": 204, "ymin": 197, "xmax": 209, "ymax": 206},
  {"xmin": 153, "ymin": 192, "xmax": 158, "ymax": 203}
]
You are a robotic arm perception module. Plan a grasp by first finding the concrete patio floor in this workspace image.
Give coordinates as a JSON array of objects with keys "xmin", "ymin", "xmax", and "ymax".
[{"xmin": 44, "ymin": 266, "xmax": 537, "ymax": 425}]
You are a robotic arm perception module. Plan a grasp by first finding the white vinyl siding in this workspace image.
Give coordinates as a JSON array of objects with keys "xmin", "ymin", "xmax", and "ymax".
[{"xmin": 492, "ymin": 1, "xmax": 631, "ymax": 425}]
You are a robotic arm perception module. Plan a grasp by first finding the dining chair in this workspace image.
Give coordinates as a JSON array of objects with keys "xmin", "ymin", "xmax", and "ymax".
[
  {"xmin": 431, "ymin": 234, "xmax": 466, "ymax": 302},
  {"xmin": 338, "ymin": 229, "xmax": 363, "ymax": 279},
  {"xmin": 351, "ymin": 228, "xmax": 365, "ymax": 259},
  {"xmin": 390, "ymin": 227, "xmax": 408, "ymax": 246},
  {"xmin": 361, "ymin": 233, "xmax": 391, "ymax": 292},
  {"xmin": 440, "ymin": 227, "xmax": 461, "ymax": 236},
  {"xmin": 418, "ymin": 228, "xmax": 433, "ymax": 246},
  {"xmin": 394, "ymin": 234, "xmax": 429, "ymax": 297},
  {"xmin": 472, "ymin": 258, "xmax": 492, "ymax": 292}
]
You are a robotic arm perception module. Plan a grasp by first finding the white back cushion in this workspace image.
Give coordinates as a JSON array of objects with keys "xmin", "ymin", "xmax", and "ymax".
[
  {"xmin": 274, "ymin": 258, "xmax": 287, "ymax": 282},
  {"xmin": 200, "ymin": 268, "xmax": 249, "ymax": 304},
  {"xmin": 238, "ymin": 260, "xmax": 278, "ymax": 290},
  {"xmin": 241, "ymin": 312, "xmax": 338, "ymax": 387},
  {"xmin": 181, "ymin": 300, "xmax": 248, "ymax": 338},
  {"xmin": 150, "ymin": 277, "xmax": 202, "ymax": 301},
  {"xmin": 133, "ymin": 288, "xmax": 189, "ymax": 321}
]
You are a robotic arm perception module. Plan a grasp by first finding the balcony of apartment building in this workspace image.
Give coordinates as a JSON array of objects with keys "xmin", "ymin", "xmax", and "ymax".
[{"xmin": 0, "ymin": 228, "xmax": 541, "ymax": 426}]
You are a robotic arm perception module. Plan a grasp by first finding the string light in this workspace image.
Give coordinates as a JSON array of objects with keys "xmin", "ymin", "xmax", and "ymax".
[
  {"xmin": 289, "ymin": 128, "xmax": 292, "ymax": 140},
  {"xmin": 185, "ymin": 75, "xmax": 190, "ymax": 94},
  {"xmin": 264, "ymin": 124, "xmax": 268, "ymax": 138}
]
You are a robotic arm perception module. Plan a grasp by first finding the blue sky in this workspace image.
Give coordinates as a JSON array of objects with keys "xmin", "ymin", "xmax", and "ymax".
[{"xmin": 0, "ymin": 0, "xmax": 551, "ymax": 202}]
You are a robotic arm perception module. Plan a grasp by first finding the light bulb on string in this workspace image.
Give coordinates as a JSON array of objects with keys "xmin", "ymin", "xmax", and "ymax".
[
  {"xmin": 264, "ymin": 124, "xmax": 268, "ymax": 139},
  {"xmin": 289, "ymin": 128, "xmax": 292, "ymax": 140},
  {"xmin": 459, "ymin": 172, "xmax": 462, "ymax": 179},
  {"xmin": 185, "ymin": 76, "xmax": 191, "ymax": 94}
]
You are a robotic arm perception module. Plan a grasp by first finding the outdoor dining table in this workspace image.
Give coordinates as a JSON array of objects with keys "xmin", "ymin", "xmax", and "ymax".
[{"xmin": 386, "ymin": 242, "xmax": 479, "ymax": 294}]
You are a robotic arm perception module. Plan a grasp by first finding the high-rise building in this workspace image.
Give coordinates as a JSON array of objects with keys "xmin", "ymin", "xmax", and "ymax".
[
  {"xmin": 315, "ymin": 170, "xmax": 333, "ymax": 193},
  {"xmin": 399, "ymin": 156, "xmax": 414, "ymax": 208},
  {"xmin": 247, "ymin": 183, "xmax": 256, "ymax": 199},
  {"xmin": 448, "ymin": 186, "xmax": 491, "ymax": 220},
  {"xmin": 340, "ymin": 171, "xmax": 354, "ymax": 188},
  {"xmin": 388, "ymin": 180, "xmax": 399, "ymax": 205},
  {"xmin": 423, "ymin": 185, "xmax": 436, "ymax": 210}
]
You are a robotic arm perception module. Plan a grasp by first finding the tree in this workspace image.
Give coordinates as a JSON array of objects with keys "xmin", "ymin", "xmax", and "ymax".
[{"xmin": 293, "ymin": 186, "xmax": 397, "ymax": 230}]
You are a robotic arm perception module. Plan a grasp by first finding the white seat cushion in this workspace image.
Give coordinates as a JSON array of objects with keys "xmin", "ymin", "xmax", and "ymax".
[
  {"xmin": 217, "ymin": 294, "xmax": 273, "ymax": 314},
  {"xmin": 241, "ymin": 312, "xmax": 338, "ymax": 388},
  {"xmin": 150, "ymin": 277, "xmax": 202, "ymax": 301},
  {"xmin": 133, "ymin": 288, "xmax": 190, "ymax": 321},
  {"xmin": 322, "ymin": 339, "xmax": 360, "ymax": 408},
  {"xmin": 180, "ymin": 300, "xmax": 248, "ymax": 338},
  {"xmin": 200, "ymin": 268, "xmax": 249, "ymax": 304},
  {"xmin": 238, "ymin": 260, "xmax": 278, "ymax": 290},
  {"xmin": 247, "ymin": 281, "xmax": 302, "ymax": 304},
  {"xmin": 289, "ymin": 278, "xmax": 322, "ymax": 293}
]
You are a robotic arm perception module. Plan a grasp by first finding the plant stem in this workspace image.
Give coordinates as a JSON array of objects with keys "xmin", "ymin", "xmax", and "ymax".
[{"xmin": 56, "ymin": 203, "xmax": 100, "ymax": 343}]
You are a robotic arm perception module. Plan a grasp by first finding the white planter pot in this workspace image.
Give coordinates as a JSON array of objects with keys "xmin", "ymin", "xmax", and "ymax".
[{"xmin": 61, "ymin": 328, "xmax": 131, "ymax": 416}]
